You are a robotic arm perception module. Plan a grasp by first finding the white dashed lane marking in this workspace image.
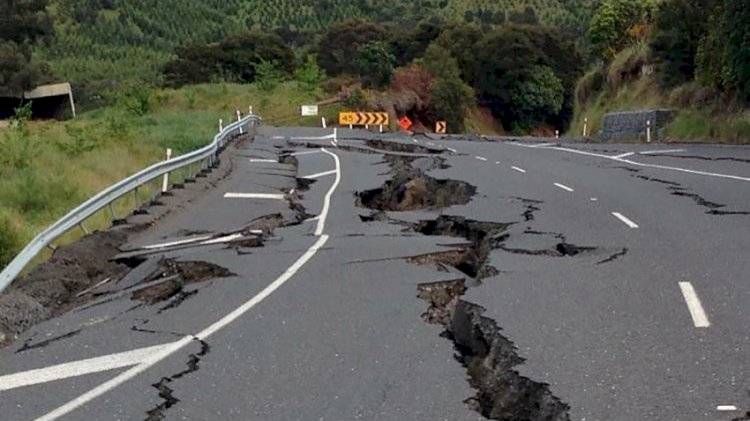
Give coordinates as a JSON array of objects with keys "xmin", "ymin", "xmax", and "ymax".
[
  {"xmin": 612, "ymin": 212, "xmax": 639, "ymax": 228},
  {"xmin": 554, "ymin": 183, "xmax": 574, "ymax": 192},
  {"xmin": 511, "ymin": 166, "xmax": 526, "ymax": 174},
  {"xmin": 678, "ymin": 282, "xmax": 711, "ymax": 328}
]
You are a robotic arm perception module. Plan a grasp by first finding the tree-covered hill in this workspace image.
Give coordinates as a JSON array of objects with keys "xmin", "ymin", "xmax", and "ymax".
[{"xmin": 41, "ymin": 0, "xmax": 597, "ymax": 91}]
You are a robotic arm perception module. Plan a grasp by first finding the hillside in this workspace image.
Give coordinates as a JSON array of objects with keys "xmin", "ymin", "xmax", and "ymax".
[{"xmin": 42, "ymin": 0, "xmax": 595, "ymax": 90}]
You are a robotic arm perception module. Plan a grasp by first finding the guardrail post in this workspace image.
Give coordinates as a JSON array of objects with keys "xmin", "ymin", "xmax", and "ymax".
[
  {"xmin": 79, "ymin": 222, "xmax": 89, "ymax": 235},
  {"xmin": 237, "ymin": 110, "xmax": 243, "ymax": 135},
  {"xmin": 322, "ymin": 117, "xmax": 327, "ymax": 128},
  {"xmin": 162, "ymin": 148, "xmax": 172, "ymax": 193},
  {"xmin": 646, "ymin": 120, "xmax": 652, "ymax": 143},
  {"xmin": 133, "ymin": 187, "xmax": 139, "ymax": 210},
  {"xmin": 219, "ymin": 119, "xmax": 223, "ymax": 132}
]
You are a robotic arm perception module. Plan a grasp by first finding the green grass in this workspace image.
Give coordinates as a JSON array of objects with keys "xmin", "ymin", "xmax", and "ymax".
[
  {"xmin": 668, "ymin": 110, "xmax": 750, "ymax": 143},
  {"xmin": 0, "ymin": 80, "xmax": 336, "ymax": 269}
]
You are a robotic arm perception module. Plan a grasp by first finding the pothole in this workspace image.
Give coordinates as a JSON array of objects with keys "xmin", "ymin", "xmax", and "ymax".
[
  {"xmin": 418, "ymin": 279, "xmax": 570, "ymax": 421},
  {"xmin": 356, "ymin": 157, "xmax": 476, "ymax": 211}
]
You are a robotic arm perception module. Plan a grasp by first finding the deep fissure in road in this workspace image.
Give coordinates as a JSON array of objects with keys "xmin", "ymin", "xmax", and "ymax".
[
  {"xmin": 418, "ymin": 279, "xmax": 571, "ymax": 421},
  {"xmin": 356, "ymin": 156, "xmax": 476, "ymax": 211},
  {"xmin": 406, "ymin": 215, "xmax": 509, "ymax": 280}
]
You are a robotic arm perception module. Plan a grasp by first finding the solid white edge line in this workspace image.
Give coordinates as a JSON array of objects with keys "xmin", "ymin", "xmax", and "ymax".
[
  {"xmin": 224, "ymin": 193, "xmax": 286, "ymax": 200},
  {"xmin": 678, "ymin": 282, "xmax": 711, "ymax": 328},
  {"xmin": 554, "ymin": 183, "xmax": 575, "ymax": 192},
  {"xmin": 511, "ymin": 166, "xmax": 527, "ymax": 174},
  {"xmin": 303, "ymin": 169, "xmax": 337, "ymax": 180},
  {"xmin": 330, "ymin": 140, "xmax": 337, "ymax": 148},
  {"xmin": 249, "ymin": 159, "xmax": 277, "ymax": 163},
  {"xmin": 475, "ymin": 156, "xmax": 488, "ymax": 161},
  {"xmin": 614, "ymin": 152, "xmax": 635, "ymax": 159},
  {"xmin": 315, "ymin": 148, "xmax": 341, "ymax": 236},
  {"xmin": 640, "ymin": 149, "xmax": 686, "ymax": 155},
  {"xmin": 612, "ymin": 212, "xmax": 639, "ymax": 228},
  {"xmin": 199, "ymin": 233, "xmax": 246, "ymax": 246},
  {"xmin": 550, "ymin": 146, "xmax": 750, "ymax": 182},
  {"xmin": 289, "ymin": 134, "xmax": 336, "ymax": 141},
  {"xmin": 530, "ymin": 142, "xmax": 556, "ymax": 148},
  {"xmin": 717, "ymin": 405, "xmax": 738, "ymax": 411},
  {"xmin": 34, "ymin": 150, "xmax": 343, "ymax": 421},
  {"xmin": 141, "ymin": 235, "xmax": 213, "ymax": 250},
  {"xmin": 447, "ymin": 147, "xmax": 457, "ymax": 153},
  {"xmin": 0, "ymin": 343, "xmax": 170, "ymax": 392}
]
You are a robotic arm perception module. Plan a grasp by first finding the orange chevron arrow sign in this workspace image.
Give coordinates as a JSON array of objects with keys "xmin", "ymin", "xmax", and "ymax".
[
  {"xmin": 435, "ymin": 121, "xmax": 447, "ymax": 134},
  {"xmin": 339, "ymin": 112, "xmax": 389, "ymax": 126}
]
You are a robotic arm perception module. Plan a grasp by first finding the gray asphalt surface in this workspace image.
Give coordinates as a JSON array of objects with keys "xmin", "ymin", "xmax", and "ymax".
[{"xmin": 1, "ymin": 126, "xmax": 749, "ymax": 421}]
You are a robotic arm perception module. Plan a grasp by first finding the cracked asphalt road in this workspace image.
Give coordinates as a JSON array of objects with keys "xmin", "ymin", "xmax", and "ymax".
[{"xmin": 1, "ymin": 127, "xmax": 749, "ymax": 421}]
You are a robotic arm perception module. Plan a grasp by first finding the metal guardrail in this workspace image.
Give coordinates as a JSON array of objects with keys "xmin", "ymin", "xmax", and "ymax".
[{"xmin": 0, "ymin": 114, "xmax": 262, "ymax": 293}]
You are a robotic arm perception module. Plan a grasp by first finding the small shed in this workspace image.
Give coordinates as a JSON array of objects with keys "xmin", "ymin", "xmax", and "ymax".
[{"xmin": 0, "ymin": 82, "xmax": 76, "ymax": 120}]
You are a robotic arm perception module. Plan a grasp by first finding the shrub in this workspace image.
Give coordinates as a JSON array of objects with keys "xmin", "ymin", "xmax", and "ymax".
[{"xmin": 0, "ymin": 213, "xmax": 21, "ymax": 268}]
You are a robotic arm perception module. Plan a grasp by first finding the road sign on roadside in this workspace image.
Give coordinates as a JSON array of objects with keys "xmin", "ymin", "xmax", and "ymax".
[
  {"xmin": 301, "ymin": 105, "xmax": 319, "ymax": 116},
  {"xmin": 399, "ymin": 116, "xmax": 413, "ymax": 132},
  {"xmin": 339, "ymin": 112, "xmax": 389, "ymax": 126},
  {"xmin": 436, "ymin": 121, "xmax": 447, "ymax": 134}
]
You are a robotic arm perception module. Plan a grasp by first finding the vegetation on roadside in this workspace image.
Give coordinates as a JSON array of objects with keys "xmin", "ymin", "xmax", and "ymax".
[
  {"xmin": 572, "ymin": 0, "xmax": 750, "ymax": 142},
  {"xmin": 0, "ymin": 81, "xmax": 329, "ymax": 267}
]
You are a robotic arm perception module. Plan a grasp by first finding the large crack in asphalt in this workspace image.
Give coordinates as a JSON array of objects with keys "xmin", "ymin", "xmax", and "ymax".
[
  {"xmin": 145, "ymin": 337, "xmax": 210, "ymax": 421},
  {"xmin": 418, "ymin": 279, "xmax": 570, "ymax": 420},
  {"xmin": 354, "ymin": 156, "xmax": 571, "ymax": 419},
  {"xmin": 632, "ymin": 175, "xmax": 750, "ymax": 216},
  {"xmin": 129, "ymin": 260, "xmax": 235, "ymax": 313},
  {"xmin": 356, "ymin": 156, "xmax": 475, "ymax": 212}
]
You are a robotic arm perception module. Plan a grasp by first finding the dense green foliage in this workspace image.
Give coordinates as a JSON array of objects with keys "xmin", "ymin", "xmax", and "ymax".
[
  {"xmin": 0, "ymin": 0, "xmax": 53, "ymax": 96},
  {"xmin": 163, "ymin": 31, "xmax": 294, "ymax": 87}
]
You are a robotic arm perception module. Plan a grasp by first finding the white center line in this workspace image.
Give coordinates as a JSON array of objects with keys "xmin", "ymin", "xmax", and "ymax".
[
  {"xmin": 612, "ymin": 212, "xmax": 639, "ymax": 228},
  {"xmin": 34, "ymin": 149, "xmax": 343, "ymax": 421},
  {"xmin": 554, "ymin": 183, "xmax": 575, "ymax": 192},
  {"xmin": 303, "ymin": 169, "xmax": 337, "ymax": 179},
  {"xmin": 717, "ymin": 405, "xmax": 738, "ymax": 412},
  {"xmin": 475, "ymin": 156, "xmax": 488, "ymax": 161},
  {"xmin": 511, "ymin": 166, "xmax": 527, "ymax": 173},
  {"xmin": 640, "ymin": 149, "xmax": 686, "ymax": 155},
  {"xmin": 678, "ymin": 282, "xmax": 711, "ymax": 328},
  {"xmin": 224, "ymin": 193, "xmax": 286, "ymax": 200}
]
